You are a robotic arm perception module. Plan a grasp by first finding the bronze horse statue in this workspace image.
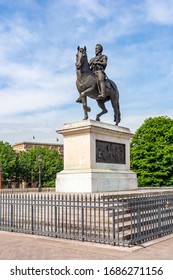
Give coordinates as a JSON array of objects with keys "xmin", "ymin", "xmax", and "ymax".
[{"xmin": 75, "ymin": 46, "xmax": 121, "ymax": 125}]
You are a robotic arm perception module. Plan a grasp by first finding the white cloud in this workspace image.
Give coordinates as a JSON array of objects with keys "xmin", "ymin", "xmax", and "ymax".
[
  {"xmin": 0, "ymin": 0, "xmax": 173, "ymax": 145},
  {"xmin": 145, "ymin": 0, "xmax": 173, "ymax": 24},
  {"xmin": 68, "ymin": 0, "xmax": 110, "ymax": 22}
]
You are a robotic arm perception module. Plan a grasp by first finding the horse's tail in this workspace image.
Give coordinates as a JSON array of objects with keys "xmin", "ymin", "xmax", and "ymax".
[
  {"xmin": 107, "ymin": 79, "xmax": 121, "ymax": 125},
  {"xmin": 110, "ymin": 80, "xmax": 118, "ymax": 93}
]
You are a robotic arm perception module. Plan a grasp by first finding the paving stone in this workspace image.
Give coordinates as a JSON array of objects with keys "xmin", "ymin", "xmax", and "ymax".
[{"xmin": 0, "ymin": 231, "xmax": 173, "ymax": 260}]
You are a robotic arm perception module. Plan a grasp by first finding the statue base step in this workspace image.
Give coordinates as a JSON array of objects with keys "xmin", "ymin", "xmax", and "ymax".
[{"xmin": 56, "ymin": 169, "xmax": 137, "ymax": 193}]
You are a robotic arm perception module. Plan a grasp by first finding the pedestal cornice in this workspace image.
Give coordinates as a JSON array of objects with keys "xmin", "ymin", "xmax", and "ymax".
[{"xmin": 57, "ymin": 119, "xmax": 134, "ymax": 139}]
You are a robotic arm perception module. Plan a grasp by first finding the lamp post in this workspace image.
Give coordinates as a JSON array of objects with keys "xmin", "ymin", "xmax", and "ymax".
[
  {"xmin": 0, "ymin": 162, "xmax": 2, "ymax": 189},
  {"xmin": 38, "ymin": 155, "xmax": 43, "ymax": 192}
]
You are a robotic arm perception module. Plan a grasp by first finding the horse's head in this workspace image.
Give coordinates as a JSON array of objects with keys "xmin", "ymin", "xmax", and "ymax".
[{"xmin": 76, "ymin": 46, "xmax": 87, "ymax": 71}]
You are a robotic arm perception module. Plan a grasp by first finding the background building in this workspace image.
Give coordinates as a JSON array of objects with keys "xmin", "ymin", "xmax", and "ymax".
[{"xmin": 13, "ymin": 141, "xmax": 63, "ymax": 157}]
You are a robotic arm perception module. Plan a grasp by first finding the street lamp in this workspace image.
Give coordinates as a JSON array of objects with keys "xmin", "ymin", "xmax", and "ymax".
[
  {"xmin": 0, "ymin": 162, "xmax": 2, "ymax": 189},
  {"xmin": 38, "ymin": 155, "xmax": 43, "ymax": 192}
]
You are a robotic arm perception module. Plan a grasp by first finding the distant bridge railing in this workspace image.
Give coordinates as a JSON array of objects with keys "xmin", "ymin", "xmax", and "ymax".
[{"xmin": 0, "ymin": 191, "xmax": 173, "ymax": 246}]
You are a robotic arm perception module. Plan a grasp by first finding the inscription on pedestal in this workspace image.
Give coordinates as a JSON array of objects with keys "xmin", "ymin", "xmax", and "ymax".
[{"xmin": 96, "ymin": 140, "xmax": 125, "ymax": 164}]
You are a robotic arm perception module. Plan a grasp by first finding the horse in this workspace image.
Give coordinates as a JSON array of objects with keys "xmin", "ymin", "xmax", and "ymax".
[{"xmin": 75, "ymin": 46, "xmax": 121, "ymax": 125}]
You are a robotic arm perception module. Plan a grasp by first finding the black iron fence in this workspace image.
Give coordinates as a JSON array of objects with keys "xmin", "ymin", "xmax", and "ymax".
[
  {"xmin": 0, "ymin": 187, "xmax": 55, "ymax": 193},
  {"xmin": 0, "ymin": 191, "xmax": 173, "ymax": 246}
]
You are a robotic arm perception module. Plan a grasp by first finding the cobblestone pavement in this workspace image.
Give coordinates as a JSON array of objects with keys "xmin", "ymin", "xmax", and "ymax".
[{"xmin": 0, "ymin": 231, "xmax": 173, "ymax": 260}]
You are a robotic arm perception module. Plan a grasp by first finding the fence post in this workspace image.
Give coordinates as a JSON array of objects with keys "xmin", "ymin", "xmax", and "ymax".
[
  {"xmin": 82, "ymin": 206, "xmax": 84, "ymax": 241},
  {"xmin": 112, "ymin": 208, "xmax": 116, "ymax": 246},
  {"xmin": 0, "ymin": 195, "xmax": 2, "ymax": 228},
  {"xmin": 158, "ymin": 206, "xmax": 161, "ymax": 234},
  {"xmin": 31, "ymin": 205, "xmax": 34, "ymax": 235},
  {"xmin": 55, "ymin": 206, "xmax": 57, "ymax": 238},
  {"xmin": 10, "ymin": 204, "xmax": 13, "ymax": 232},
  {"xmin": 137, "ymin": 208, "xmax": 141, "ymax": 239}
]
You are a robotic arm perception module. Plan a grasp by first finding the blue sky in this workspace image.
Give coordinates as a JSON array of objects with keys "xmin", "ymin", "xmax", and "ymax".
[{"xmin": 0, "ymin": 0, "xmax": 173, "ymax": 145}]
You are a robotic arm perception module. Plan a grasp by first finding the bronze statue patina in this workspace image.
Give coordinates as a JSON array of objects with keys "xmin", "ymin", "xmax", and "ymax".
[
  {"xmin": 75, "ymin": 45, "xmax": 121, "ymax": 125},
  {"xmin": 89, "ymin": 44, "xmax": 107, "ymax": 99}
]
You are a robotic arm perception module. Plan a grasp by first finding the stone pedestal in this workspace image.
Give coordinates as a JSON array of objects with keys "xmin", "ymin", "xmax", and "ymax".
[{"xmin": 56, "ymin": 120, "xmax": 138, "ymax": 193}]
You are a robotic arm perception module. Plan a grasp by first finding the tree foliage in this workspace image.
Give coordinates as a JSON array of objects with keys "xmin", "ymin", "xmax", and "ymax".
[
  {"xmin": 0, "ymin": 141, "xmax": 63, "ymax": 188},
  {"xmin": 0, "ymin": 141, "xmax": 17, "ymax": 184},
  {"xmin": 130, "ymin": 116, "xmax": 173, "ymax": 187},
  {"xmin": 18, "ymin": 146, "xmax": 63, "ymax": 187}
]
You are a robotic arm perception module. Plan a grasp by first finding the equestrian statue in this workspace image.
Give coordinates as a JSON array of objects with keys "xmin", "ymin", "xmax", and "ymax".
[{"xmin": 75, "ymin": 44, "xmax": 121, "ymax": 125}]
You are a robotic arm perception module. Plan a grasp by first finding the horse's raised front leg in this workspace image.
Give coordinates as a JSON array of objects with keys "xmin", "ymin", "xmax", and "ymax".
[{"xmin": 96, "ymin": 100, "xmax": 108, "ymax": 121}]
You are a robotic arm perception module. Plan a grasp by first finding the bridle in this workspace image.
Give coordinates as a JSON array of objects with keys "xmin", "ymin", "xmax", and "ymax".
[{"xmin": 75, "ymin": 47, "xmax": 86, "ymax": 70}]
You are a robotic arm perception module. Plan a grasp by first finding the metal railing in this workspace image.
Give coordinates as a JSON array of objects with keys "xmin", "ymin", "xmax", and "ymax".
[
  {"xmin": 0, "ymin": 191, "xmax": 173, "ymax": 246},
  {"xmin": 0, "ymin": 187, "xmax": 55, "ymax": 194}
]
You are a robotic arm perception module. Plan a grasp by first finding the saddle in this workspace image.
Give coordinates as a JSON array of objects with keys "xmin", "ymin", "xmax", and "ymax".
[{"xmin": 105, "ymin": 79, "xmax": 111, "ymax": 89}]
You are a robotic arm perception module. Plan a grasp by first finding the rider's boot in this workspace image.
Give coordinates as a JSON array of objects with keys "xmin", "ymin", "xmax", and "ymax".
[
  {"xmin": 76, "ymin": 96, "xmax": 82, "ymax": 103},
  {"xmin": 97, "ymin": 81, "xmax": 106, "ymax": 99}
]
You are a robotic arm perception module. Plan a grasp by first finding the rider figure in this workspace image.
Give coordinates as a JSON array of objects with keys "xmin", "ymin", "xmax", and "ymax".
[{"xmin": 89, "ymin": 44, "xmax": 107, "ymax": 99}]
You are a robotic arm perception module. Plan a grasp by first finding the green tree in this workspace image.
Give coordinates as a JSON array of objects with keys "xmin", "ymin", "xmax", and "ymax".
[
  {"xmin": 0, "ymin": 141, "xmax": 18, "ymax": 186},
  {"xmin": 130, "ymin": 116, "xmax": 173, "ymax": 187},
  {"xmin": 18, "ymin": 146, "xmax": 63, "ymax": 187}
]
